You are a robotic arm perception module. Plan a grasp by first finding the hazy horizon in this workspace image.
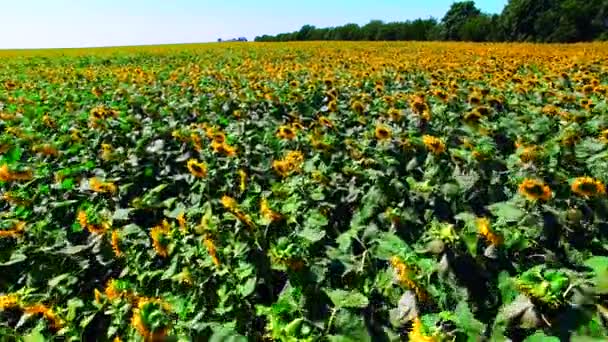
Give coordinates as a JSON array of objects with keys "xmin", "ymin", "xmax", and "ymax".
[{"xmin": 0, "ymin": 0, "xmax": 507, "ymax": 49}]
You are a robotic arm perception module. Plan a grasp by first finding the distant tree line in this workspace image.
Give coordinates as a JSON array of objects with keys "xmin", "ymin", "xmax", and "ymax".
[{"xmin": 254, "ymin": 0, "xmax": 608, "ymax": 43}]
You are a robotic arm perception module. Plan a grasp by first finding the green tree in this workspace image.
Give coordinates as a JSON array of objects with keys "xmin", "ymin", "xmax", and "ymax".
[{"xmin": 441, "ymin": 1, "xmax": 482, "ymax": 40}]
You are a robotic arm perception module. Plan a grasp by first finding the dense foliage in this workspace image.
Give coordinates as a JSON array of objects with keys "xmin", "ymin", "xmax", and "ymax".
[
  {"xmin": 1, "ymin": 41, "xmax": 608, "ymax": 341},
  {"xmin": 254, "ymin": 0, "xmax": 608, "ymax": 43}
]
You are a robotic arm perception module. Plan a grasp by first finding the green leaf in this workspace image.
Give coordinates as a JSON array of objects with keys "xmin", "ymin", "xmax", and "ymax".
[
  {"xmin": 238, "ymin": 277, "xmax": 257, "ymax": 297},
  {"xmin": 325, "ymin": 289, "xmax": 369, "ymax": 308},
  {"xmin": 523, "ymin": 331, "xmax": 560, "ymax": 342},
  {"xmin": 584, "ymin": 256, "xmax": 608, "ymax": 294},
  {"xmin": 112, "ymin": 208, "xmax": 132, "ymax": 221},
  {"xmin": 23, "ymin": 331, "xmax": 45, "ymax": 342},
  {"xmin": 488, "ymin": 202, "xmax": 525, "ymax": 222},
  {"xmin": 298, "ymin": 227, "xmax": 326, "ymax": 242}
]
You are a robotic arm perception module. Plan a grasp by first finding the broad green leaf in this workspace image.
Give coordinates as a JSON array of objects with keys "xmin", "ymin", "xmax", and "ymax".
[{"xmin": 325, "ymin": 289, "xmax": 369, "ymax": 308}]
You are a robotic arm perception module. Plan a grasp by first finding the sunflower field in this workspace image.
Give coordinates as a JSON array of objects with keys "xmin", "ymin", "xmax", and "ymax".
[{"xmin": 1, "ymin": 42, "xmax": 608, "ymax": 341}]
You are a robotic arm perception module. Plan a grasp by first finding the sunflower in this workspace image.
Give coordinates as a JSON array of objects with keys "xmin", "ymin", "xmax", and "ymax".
[
  {"xmin": 23, "ymin": 304, "xmax": 64, "ymax": 330},
  {"xmin": 0, "ymin": 164, "xmax": 11, "ymax": 182},
  {"xmin": 220, "ymin": 195, "xmax": 238, "ymax": 211},
  {"xmin": 260, "ymin": 197, "xmax": 281, "ymax": 222},
  {"xmin": 582, "ymin": 84, "xmax": 594, "ymax": 94},
  {"xmin": 203, "ymin": 234, "xmax": 221, "ymax": 266},
  {"xmin": 433, "ymin": 89, "xmax": 448, "ymax": 101},
  {"xmin": 375, "ymin": 125, "xmax": 392, "ymax": 140},
  {"xmin": 351, "ymin": 100, "xmax": 365, "ymax": 114},
  {"xmin": 151, "ymin": 220, "xmax": 171, "ymax": 258},
  {"xmin": 77, "ymin": 210, "xmax": 88, "ymax": 229},
  {"xmin": 238, "ymin": 169, "xmax": 247, "ymax": 193},
  {"xmin": 176, "ymin": 212, "xmax": 187, "ymax": 232},
  {"xmin": 571, "ymin": 177, "xmax": 605, "ymax": 197},
  {"xmin": 422, "ymin": 135, "xmax": 446, "ymax": 155},
  {"xmin": 411, "ymin": 99, "xmax": 428, "ymax": 114},
  {"xmin": 186, "ymin": 159, "xmax": 207, "ymax": 178},
  {"xmin": 468, "ymin": 93, "xmax": 482, "ymax": 105},
  {"xmin": 0, "ymin": 294, "xmax": 19, "ymax": 311},
  {"xmin": 388, "ymin": 108, "xmax": 402, "ymax": 121},
  {"xmin": 599, "ymin": 129, "xmax": 608, "ymax": 143},
  {"xmin": 273, "ymin": 160, "xmax": 291, "ymax": 177},
  {"xmin": 212, "ymin": 132, "xmax": 226, "ymax": 144},
  {"xmin": 476, "ymin": 218, "xmax": 502, "ymax": 246},
  {"xmin": 289, "ymin": 80, "xmax": 299, "ymax": 88},
  {"xmin": 0, "ymin": 221, "xmax": 25, "ymax": 239},
  {"xmin": 464, "ymin": 110, "xmax": 482, "ymax": 123},
  {"xmin": 131, "ymin": 298, "xmax": 171, "ymax": 340},
  {"xmin": 519, "ymin": 146, "xmax": 540, "ymax": 163},
  {"xmin": 327, "ymin": 100, "xmax": 338, "ymax": 112},
  {"xmin": 318, "ymin": 116, "xmax": 334, "ymax": 128},
  {"xmin": 276, "ymin": 125, "xmax": 296, "ymax": 140},
  {"xmin": 390, "ymin": 256, "xmax": 427, "ymax": 301},
  {"xmin": 111, "ymin": 230, "xmax": 123, "ymax": 257},
  {"xmin": 89, "ymin": 177, "xmax": 117, "ymax": 194},
  {"xmin": 285, "ymin": 150, "xmax": 304, "ymax": 166},
  {"xmin": 408, "ymin": 318, "xmax": 439, "ymax": 342},
  {"xmin": 518, "ymin": 179, "xmax": 552, "ymax": 201}
]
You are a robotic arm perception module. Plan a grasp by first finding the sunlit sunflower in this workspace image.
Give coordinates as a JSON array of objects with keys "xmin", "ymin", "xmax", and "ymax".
[
  {"xmin": 375, "ymin": 125, "xmax": 392, "ymax": 140},
  {"xmin": 277, "ymin": 125, "xmax": 296, "ymax": 140},
  {"xmin": 0, "ymin": 294, "xmax": 19, "ymax": 311},
  {"xmin": 187, "ymin": 159, "xmax": 207, "ymax": 178},
  {"xmin": 272, "ymin": 160, "xmax": 291, "ymax": 177},
  {"xmin": 408, "ymin": 318, "xmax": 439, "ymax": 342},
  {"xmin": 464, "ymin": 110, "xmax": 482, "ymax": 123},
  {"xmin": 89, "ymin": 177, "xmax": 117, "ymax": 194},
  {"xmin": 23, "ymin": 304, "xmax": 64, "ymax": 330},
  {"xmin": 422, "ymin": 135, "xmax": 446, "ymax": 155},
  {"xmin": 203, "ymin": 234, "xmax": 221, "ymax": 266},
  {"xmin": 468, "ymin": 93, "xmax": 482, "ymax": 105},
  {"xmin": 476, "ymin": 217, "xmax": 502, "ymax": 246},
  {"xmin": 571, "ymin": 177, "xmax": 605, "ymax": 198},
  {"xmin": 518, "ymin": 179, "xmax": 552, "ymax": 201},
  {"xmin": 390, "ymin": 256, "xmax": 427, "ymax": 301},
  {"xmin": 220, "ymin": 195, "xmax": 238, "ymax": 211},
  {"xmin": 111, "ymin": 230, "xmax": 123, "ymax": 257},
  {"xmin": 260, "ymin": 197, "xmax": 281, "ymax": 222}
]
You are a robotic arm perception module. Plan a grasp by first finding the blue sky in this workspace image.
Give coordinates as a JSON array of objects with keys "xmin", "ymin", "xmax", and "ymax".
[{"xmin": 0, "ymin": 0, "xmax": 507, "ymax": 49}]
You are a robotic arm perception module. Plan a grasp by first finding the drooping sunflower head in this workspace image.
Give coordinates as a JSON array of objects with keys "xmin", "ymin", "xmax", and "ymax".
[
  {"xmin": 187, "ymin": 159, "xmax": 207, "ymax": 178},
  {"xmin": 375, "ymin": 125, "xmax": 392, "ymax": 140},
  {"xmin": 150, "ymin": 220, "xmax": 171, "ymax": 258},
  {"xmin": 464, "ymin": 110, "xmax": 482, "ymax": 123},
  {"xmin": 518, "ymin": 179, "xmax": 552, "ymax": 201},
  {"xmin": 422, "ymin": 135, "xmax": 446, "ymax": 155},
  {"xmin": 131, "ymin": 298, "xmax": 171, "ymax": 340},
  {"xmin": 571, "ymin": 177, "xmax": 605, "ymax": 198}
]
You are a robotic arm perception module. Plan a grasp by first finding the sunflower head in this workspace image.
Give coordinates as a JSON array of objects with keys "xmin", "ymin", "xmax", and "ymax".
[
  {"xmin": 519, "ymin": 179, "xmax": 552, "ymax": 201},
  {"xmin": 422, "ymin": 135, "xmax": 446, "ymax": 155},
  {"xmin": 327, "ymin": 100, "xmax": 338, "ymax": 112},
  {"xmin": 187, "ymin": 159, "xmax": 207, "ymax": 178},
  {"xmin": 468, "ymin": 93, "xmax": 482, "ymax": 105},
  {"xmin": 318, "ymin": 116, "xmax": 334, "ymax": 128},
  {"xmin": 388, "ymin": 108, "xmax": 402, "ymax": 121},
  {"xmin": 375, "ymin": 125, "xmax": 392, "ymax": 140},
  {"xmin": 131, "ymin": 298, "xmax": 171, "ymax": 340},
  {"xmin": 277, "ymin": 125, "xmax": 296, "ymax": 140},
  {"xmin": 571, "ymin": 177, "xmax": 605, "ymax": 198},
  {"xmin": 351, "ymin": 100, "xmax": 365, "ymax": 114}
]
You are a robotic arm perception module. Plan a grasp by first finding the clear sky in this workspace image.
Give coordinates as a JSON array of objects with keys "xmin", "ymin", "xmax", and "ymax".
[{"xmin": 0, "ymin": 0, "xmax": 508, "ymax": 49}]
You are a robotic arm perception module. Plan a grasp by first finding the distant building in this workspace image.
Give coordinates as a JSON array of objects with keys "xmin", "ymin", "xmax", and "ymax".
[{"xmin": 217, "ymin": 37, "xmax": 248, "ymax": 42}]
